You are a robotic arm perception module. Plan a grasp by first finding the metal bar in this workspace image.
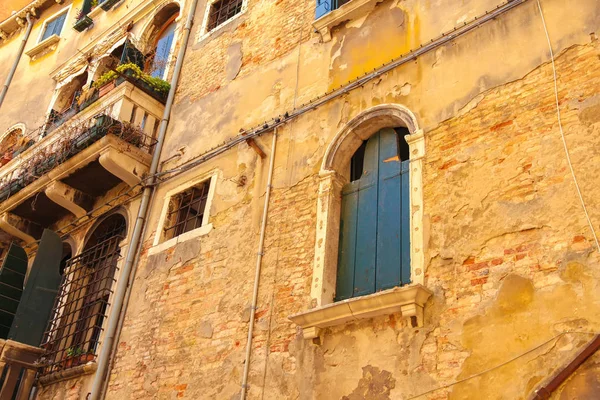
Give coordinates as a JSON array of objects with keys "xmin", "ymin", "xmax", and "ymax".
[{"xmin": 532, "ymin": 334, "xmax": 600, "ymax": 399}]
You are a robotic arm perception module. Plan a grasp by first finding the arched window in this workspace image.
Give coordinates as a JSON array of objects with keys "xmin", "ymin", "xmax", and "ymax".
[
  {"xmin": 145, "ymin": 5, "xmax": 180, "ymax": 79},
  {"xmin": 335, "ymin": 127, "xmax": 411, "ymax": 300},
  {"xmin": 42, "ymin": 213, "xmax": 127, "ymax": 374}
]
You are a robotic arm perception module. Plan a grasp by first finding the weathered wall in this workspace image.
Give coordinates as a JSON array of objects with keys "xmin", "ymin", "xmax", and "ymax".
[{"xmin": 102, "ymin": 0, "xmax": 600, "ymax": 399}]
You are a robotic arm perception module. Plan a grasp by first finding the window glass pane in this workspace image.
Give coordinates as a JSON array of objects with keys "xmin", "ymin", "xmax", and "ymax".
[
  {"xmin": 41, "ymin": 11, "xmax": 67, "ymax": 42},
  {"xmin": 151, "ymin": 22, "xmax": 176, "ymax": 78}
]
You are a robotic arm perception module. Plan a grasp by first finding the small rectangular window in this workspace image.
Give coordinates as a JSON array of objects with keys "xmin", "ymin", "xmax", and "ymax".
[
  {"xmin": 207, "ymin": 0, "xmax": 244, "ymax": 32},
  {"xmin": 163, "ymin": 180, "xmax": 211, "ymax": 240},
  {"xmin": 40, "ymin": 11, "xmax": 68, "ymax": 42}
]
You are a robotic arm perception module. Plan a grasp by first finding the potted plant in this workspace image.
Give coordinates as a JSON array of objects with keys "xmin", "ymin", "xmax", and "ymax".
[
  {"xmin": 79, "ymin": 350, "xmax": 95, "ymax": 364},
  {"xmin": 73, "ymin": 10, "xmax": 94, "ymax": 32},
  {"xmin": 63, "ymin": 347, "xmax": 84, "ymax": 369},
  {"xmin": 93, "ymin": 70, "xmax": 118, "ymax": 98}
]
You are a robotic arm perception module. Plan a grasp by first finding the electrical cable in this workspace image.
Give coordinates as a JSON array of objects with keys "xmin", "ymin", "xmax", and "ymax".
[
  {"xmin": 406, "ymin": 331, "xmax": 599, "ymax": 399},
  {"xmin": 536, "ymin": 0, "xmax": 600, "ymax": 254}
]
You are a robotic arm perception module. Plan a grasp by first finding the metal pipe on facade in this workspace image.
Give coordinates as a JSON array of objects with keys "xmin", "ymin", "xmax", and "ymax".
[
  {"xmin": 88, "ymin": 0, "xmax": 200, "ymax": 398},
  {"xmin": 0, "ymin": 13, "xmax": 34, "ymax": 109},
  {"xmin": 240, "ymin": 129, "xmax": 278, "ymax": 400}
]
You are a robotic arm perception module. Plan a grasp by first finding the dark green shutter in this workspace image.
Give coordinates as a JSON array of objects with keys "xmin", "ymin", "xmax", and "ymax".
[
  {"xmin": 9, "ymin": 230, "xmax": 63, "ymax": 347},
  {"xmin": 336, "ymin": 129, "xmax": 411, "ymax": 301},
  {"xmin": 0, "ymin": 244, "xmax": 27, "ymax": 339}
]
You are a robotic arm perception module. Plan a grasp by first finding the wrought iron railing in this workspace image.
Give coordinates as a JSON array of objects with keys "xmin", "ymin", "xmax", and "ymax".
[
  {"xmin": 40, "ymin": 222, "xmax": 125, "ymax": 376},
  {"xmin": 0, "ymin": 112, "xmax": 157, "ymax": 202}
]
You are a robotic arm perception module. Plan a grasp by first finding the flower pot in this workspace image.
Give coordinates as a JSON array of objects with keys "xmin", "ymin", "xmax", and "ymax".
[
  {"xmin": 73, "ymin": 15, "xmax": 93, "ymax": 32},
  {"xmin": 63, "ymin": 356, "xmax": 77, "ymax": 369},
  {"xmin": 79, "ymin": 353, "xmax": 95, "ymax": 364},
  {"xmin": 98, "ymin": 81, "xmax": 116, "ymax": 98},
  {"xmin": 0, "ymin": 153, "xmax": 12, "ymax": 166}
]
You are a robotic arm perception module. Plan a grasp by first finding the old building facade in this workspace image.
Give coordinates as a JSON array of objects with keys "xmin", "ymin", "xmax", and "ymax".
[{"xmin": 0, "ymin": 0, "xmax": 599, "ymax": 398}]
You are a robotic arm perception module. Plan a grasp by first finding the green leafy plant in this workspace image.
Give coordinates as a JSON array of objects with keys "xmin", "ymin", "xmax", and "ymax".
[
  {"xmin": 66, "ymin": 347, "xmax": 84, "ymax": 358},
  {"xmin": 92, "ymin": 63, "xmax": 171, "ymax": 95},
  {"xmin": 91, "ymin": 0, "xmax": 98, "ymax": 7}
]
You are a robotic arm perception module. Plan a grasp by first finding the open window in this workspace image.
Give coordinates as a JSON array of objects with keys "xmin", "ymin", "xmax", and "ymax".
[
  {"xmin": 144, "ymin": 4, "xmax": 180, "ymax": 79},
  {"xmin": 42, "ymin": 214, "xmax": 126, "ymax": 374}
]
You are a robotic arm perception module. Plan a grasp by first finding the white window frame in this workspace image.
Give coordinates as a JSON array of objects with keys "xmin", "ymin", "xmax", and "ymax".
[
  {"xmin": 197, "ymin": 0, "xmax": 248, "ymax": 43},
  {"xmin": 149, "ymin": 170, "xmax": 218, "ymax": 255},
  {"xmin": 37, "ymin": 5, "xmax": 72, "ymax": 44}
]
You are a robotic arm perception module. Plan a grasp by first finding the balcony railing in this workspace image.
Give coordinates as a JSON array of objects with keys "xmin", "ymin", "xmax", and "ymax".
[
  {"xmin": 0, "ymin": 113, "xmax": 156, "ymax": 203},
  {"xmin": 0, "ymin": 340, "xmax": 44, "ymax": 400}
]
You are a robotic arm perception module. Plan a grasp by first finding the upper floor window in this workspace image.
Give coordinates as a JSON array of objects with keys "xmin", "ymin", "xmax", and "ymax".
[
  {"xmin": 150, "ymin": 17, "xmax": 177, "ymax": 78},
  {"xmin": 336, "ymin": 127, "xmax": 411, "ymax": 300},
  {"xmin": 207, "ymin": 0, "xmax": 244, "ymax": 31},
  {"xmin": 40, "ymin": 9, "xmax": 68, "ymax": 42},
  {"xmin": 163, "ymin": 179, "xmax": 211, "ymax": 240}
]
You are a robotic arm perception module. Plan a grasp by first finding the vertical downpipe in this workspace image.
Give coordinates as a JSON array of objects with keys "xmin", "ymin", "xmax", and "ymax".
[
  {"xmin": 240, "ymin": 129, "xmax": 278, "ymax": 400},
  {"xmin": 88, "ymin": 0, "xmax": 200, "ymax": 398},
  {"xmin": 0, "ymin": 13, "xmax": 34, "ymax": 109}
]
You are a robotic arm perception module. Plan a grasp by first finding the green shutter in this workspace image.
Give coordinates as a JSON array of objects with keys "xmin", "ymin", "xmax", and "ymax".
[
  {"xmin": 9, "ymin": 230, "xmax": 63, "ymax": 347},
  {"xmin": 0, "ymin": 244, "xmax": 27, "ymax": 339}
]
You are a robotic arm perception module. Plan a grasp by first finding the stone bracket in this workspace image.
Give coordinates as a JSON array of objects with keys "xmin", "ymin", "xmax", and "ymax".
[
  {"xmin": 289, "ymin": 284, "xmax": 432, "ymax": 341},
  {"xmin": 0, "ymin": 213, "xmax": 42, "ymax": 244},
  {"xmin": 45, "ymin": 181, "xmax": 93, "ymax": 219},
  {"xmin": 99, "ymin": 148, "xmax": 149, "ymax": 187}
]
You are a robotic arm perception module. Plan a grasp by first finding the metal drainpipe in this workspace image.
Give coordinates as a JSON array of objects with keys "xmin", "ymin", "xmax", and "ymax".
[
  {"xmin": 0, "ymin": 13, "xmax": 34, "ymax": 109},
  {"xmin": 88, "ymin": 0, "xmax": 199, "ymax": 398},
  {"xmin": 240, "ymin": 129, "xmax": 278, "ymax": 400}
]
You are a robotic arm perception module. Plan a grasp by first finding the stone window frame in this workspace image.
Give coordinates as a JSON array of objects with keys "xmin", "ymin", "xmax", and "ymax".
[
  {"xmin": 196, "ymin": 0, "xmax": 248, "ymax": 43},
  {"xmin": 149, "ymin": 170, "xmax": 218, "ymax": 255},
  {"xmin": 289, "ymin": 104, "xmax": 431, "ymax": 340},
  {"xmin": 25, "ymin": 5, "xmax": 72, "ymax": 59}
]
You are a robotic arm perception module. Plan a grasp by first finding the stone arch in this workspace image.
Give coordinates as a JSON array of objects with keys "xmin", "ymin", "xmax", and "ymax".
[
  {"xmin": 82, "ymin": 209, "xmax": 129, "ymax": 251},
  {"xmin": 321, "ymin": 103, "xmax": 419, "ymax": 173},
  {"xmin": 311, "ymin": 103, "xmax": 426, "ymax": 307},
  {"xmin": 138, "ymin": 2, "xmax": 182, "ymax": 78}
]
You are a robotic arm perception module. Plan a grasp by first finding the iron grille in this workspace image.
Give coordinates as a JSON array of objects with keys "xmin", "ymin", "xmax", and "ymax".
[
  {"xmin": 163, "ymin": 181, "xmax": 210, "ymax": 240},
  {"xmin": 40, "ymin": 217, "xmax": 125, "ymax": 375},
  {"xmin": 207, "ymin": 0, "xmax": 243, "ymax": 31}
]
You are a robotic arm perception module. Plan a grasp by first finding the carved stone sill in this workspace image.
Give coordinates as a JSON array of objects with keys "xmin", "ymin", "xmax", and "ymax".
[
  {"xmin": 289, "ymin": 284, "xmax": 432, "ymax": 340},
  {"xmin": 25, "ymin": 35, "xmax": 60, "ymax": 59},
  {"xmin": 38, "ymin": 361, "xmax": 97, "ymax": 386},
  {"xmin": 313, "ymin": 0, "xmax": 381, "ymax": 42}
]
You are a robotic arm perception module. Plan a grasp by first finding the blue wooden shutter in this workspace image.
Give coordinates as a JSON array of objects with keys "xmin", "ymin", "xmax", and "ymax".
[
  {"xmin": 0, "ymin": 244, "xmax": 27, "ymax": 339},
  {"xmin": 336, "ymin": 129, "xmax": 411, "ymax": 301},
  {"xmin": 9, "ymin": 230, "xmax": 63, "ymax": 346}
]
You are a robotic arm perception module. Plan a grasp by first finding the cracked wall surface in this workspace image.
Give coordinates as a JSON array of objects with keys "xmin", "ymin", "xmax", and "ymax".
[
  {"xmin": 2, "ymin": 0, "xmax": 597, "ymax": 398},
  {"xmin": 101, "ymin": 0, "xmax": 600, "ymax": 397}
]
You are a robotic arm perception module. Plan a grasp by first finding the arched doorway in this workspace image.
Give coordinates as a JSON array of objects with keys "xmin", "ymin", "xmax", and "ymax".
[{"xmin": 42, "ymin": 213, "xmax": 127, "ymax": 374}]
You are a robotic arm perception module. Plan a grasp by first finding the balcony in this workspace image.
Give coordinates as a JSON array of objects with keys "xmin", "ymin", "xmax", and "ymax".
[
  {"xmin": 0, "ymin": 79, "xmax": 163, "ymax": 244},
  {"xmin": 0, "ymin": 339, "xmax": 44, "ymax": 399}
]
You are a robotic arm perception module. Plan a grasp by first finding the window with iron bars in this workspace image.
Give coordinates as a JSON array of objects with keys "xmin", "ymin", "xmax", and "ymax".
[
  {"xmin": 206, "ymin": 0, "xmax": 244, "ymax": 32},
  {"xmin": 41, "ymin": 215, "xmax": 126, "ymax": 375},
  {"xmin": 163, "ymin": 180, "xmax": 211, "ymax": 241}
]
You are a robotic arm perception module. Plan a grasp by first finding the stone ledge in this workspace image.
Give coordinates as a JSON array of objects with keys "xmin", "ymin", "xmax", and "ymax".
[
  {"xmin": 25, "ymin": 35, "xmax": 61, "ymax": 59},
  {"xmin": 313, "ymin": 0, "xmax": 382, "ymax": 42},
  {"xmin": 289, "ymin": 284, "xmax": 432, "ymax": 339},
  {"xmin": 38, "ymin": 361, "xmax": 97, "ymax": 386}
]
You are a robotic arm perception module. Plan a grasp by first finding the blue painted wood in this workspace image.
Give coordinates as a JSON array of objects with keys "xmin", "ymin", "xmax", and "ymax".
[
  {"xmin": 336, "ymin": 181, "xmax": 360, "ymax": 301},
  {"xmin": 0, "ymin": 244, "xmax": 27, "ymax": 339},
  {"xmin": 336, "ymin": 128, "xmax": 411, "ymax": 300},
  {"xmin": 9, "ymin": 229, "xmax": 63, "ymax": 347},
  {"xmin": 354, "ymin": 134, "xmax": 379, "ymax": 297},
  {"xmin": 315, "ymin": 0, "xmax": 331, "ymax": 19},
  {"xmin": 376, "ymin": 128, "xmax": 403, "ymax": 291}
]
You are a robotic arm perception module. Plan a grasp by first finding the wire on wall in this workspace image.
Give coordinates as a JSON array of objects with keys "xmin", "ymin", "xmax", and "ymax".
[{"xmin": 536, "ymin": 0, "xmax": 600, "ymax": 254}]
